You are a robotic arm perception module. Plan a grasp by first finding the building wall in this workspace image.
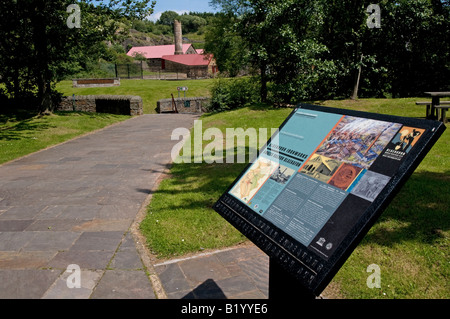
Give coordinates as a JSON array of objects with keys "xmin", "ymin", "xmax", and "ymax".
[
  {"xmin": 185, "ymin": 46, "xmax": 197, "ymax": 55},
  {"xmin": 164, "ymin": 60, "xmax": 209, "ymax": 78},
  {"xmin": 147, "ymin": 58, "xmax": 163, "ymax": 71}
]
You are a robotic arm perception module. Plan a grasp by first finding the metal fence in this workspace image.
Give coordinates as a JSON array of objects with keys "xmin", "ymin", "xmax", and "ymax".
[
  {"xmin": 115, "ymin": 62, "xmax": 188, "ymax": 80},
  {"xmin": 115, "ymin": 62, "xmax": 144, "ymax": 79},
  {"xmin": 73, "ymin": 62, "xmax": 189, "ymax": 80}
]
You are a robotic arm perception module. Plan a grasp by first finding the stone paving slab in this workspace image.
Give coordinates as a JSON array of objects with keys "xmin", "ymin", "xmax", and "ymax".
[
  {"xmin": 0, "ymin": 269, "xmax": 61, "ymax": 299},
  {"xmin": 0, "ymin": 113, "xmax": 273, "ymax": 300},
  {"xmin": 154, "ymin": 244, "xmax": 269, "ymax": 299},
  {"xmin": 0, "ymin": 114, "xmax": 197, "ymax": 299}
]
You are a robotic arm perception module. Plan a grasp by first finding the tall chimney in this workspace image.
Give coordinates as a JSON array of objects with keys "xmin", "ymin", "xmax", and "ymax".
[{"xmin": 174, "ymin": 20, "xmax": 183, "ymax": 55}]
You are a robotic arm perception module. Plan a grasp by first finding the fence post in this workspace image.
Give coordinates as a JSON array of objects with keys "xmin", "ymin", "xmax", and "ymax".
[
  {"xmin": 141, "ymin": 61, "xmax": 144, "ymax": 79},
  {"xmin": 127, "ymin": 64, "xmax": 130, "ymax": 79},
  {"xmin": 115, "ymin": 64, "xmax": 118, "ymax": 78}
]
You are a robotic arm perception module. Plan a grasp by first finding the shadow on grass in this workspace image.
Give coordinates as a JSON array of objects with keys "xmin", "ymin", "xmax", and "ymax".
[
  {"xmin": 0, "ymin": 109, "xmax": 37, "ymax": 124},
  {"xmin": 0, "ymin": 110, "xmax": 53, "ymax": 141},
  {"xmin": 149, "ymin": 161, "xmax": 246, "ymax": 211},
  {"xmin": 54, "ymin": 111, "xmax": 130, "ymax": 119},
  {"xmin": 362, "ymin": 170, "xmax": 450, "ymax": 247}
]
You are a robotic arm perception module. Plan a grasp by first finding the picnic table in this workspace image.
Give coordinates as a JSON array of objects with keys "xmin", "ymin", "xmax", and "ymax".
[{"xmin": 421, "ymin": 92, "xmax": 450, "ymax": 122}]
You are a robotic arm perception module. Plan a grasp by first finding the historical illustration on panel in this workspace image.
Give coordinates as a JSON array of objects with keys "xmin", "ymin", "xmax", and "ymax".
[
  {"xmin": 299, "ymin": 154, "xmax": 342, "ymax": 183},
  {"xmin": 315, "ymin": 116, "xmax": 402, "ymax": 169}
]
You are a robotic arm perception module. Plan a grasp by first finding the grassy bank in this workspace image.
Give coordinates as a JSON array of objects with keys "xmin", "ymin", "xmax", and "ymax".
[
  {"xmin": 140, "ymin": 99, "xmax": 449, "ymax": 299},
  {"xmin": 0, "ymin": 111, "xmax": 130, "ymax": 165},
  {"xmin": 56, "ymin": 78, "xmax": 214, "ymax": 114}
]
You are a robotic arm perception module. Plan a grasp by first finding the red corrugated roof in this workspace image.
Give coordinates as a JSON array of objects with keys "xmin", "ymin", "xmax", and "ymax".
[
  {"xmin": 127, "ymin": 44, "xmax": 193, "ymax": 59},
  {"xmin": 162, "ymin": 54, "xmax": 212, "ymax": 66}
]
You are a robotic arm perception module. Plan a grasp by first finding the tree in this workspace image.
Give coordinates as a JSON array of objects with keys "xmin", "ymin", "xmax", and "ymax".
[
  {"xmin": 211, "ymin": 0, "xmax": 336, "ymax": 103},
  {"xmin": 211, "ymin": 0, "xmax": 449, "ymax": 102},
  {"xmin": 320, "ymin": 0, "xmax": 450, "ymax": 98},
  {"xmin": 158, "ymin": 10, "xmax": 180, "ymax": 26},
  {"xmin": 0, "ymin": 0, "xmax": 156, "ymax": 113},
  {"xmin": 179, "ymin": 14, "xmax": 207, "ymax": 33},
  {"xmin": 204, "ymin": 13, "xmax": 247, "ymax": 77},
  {"xmin": 319, "ymin": 1, "xmax": 374, "ymax": 99},
  {"xmin": 375, "ymin": 0, "xmax": 450, "ymax": 96}
]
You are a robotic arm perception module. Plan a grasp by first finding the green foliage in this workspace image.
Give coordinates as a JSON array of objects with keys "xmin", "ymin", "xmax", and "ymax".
[
  {"xmin": 209, "ymin": 0, "xmax": 450, "ymax": 103},
  {"xmin": 179, "ymin": 14, "xmax": 207, "ymax": 33},
  {"xmin": 373, "ymin": 0, "xmax": 450, "ymax": 96},
  {"xmin": 157, "ymin": 10, "xmax": 180, "ymax": 26},
  {"xmin": 204, "ymin": 13, "xmax": 247, "ymax": 77},
  {"xmin": 156, "ymin": 11, "xmax": 209, "ymax": 34},
  {"xmin": 207, "ymin": 77, "xmax": 260, "ymax": 112},
  {"xmin": 0, "ymin": 0, "xmax": 156, "ymax": 112},
  {"xmin": 268, "ymin": 39, "xmax": 339, "ymax": 103}
]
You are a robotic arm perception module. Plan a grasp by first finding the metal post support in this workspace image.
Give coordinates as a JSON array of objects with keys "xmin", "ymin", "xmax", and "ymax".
[{"xmin": 268, "ymin": 258, "xmax": 316, "ymax": 300}]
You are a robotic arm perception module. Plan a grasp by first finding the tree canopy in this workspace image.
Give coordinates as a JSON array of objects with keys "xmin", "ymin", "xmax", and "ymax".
[
  {"xmin": 0, "ymin": 0, "xmax": 156, "ymax": 112},
  {"xmin": 208, "ymin": 0, "xmax": 450, "ymax": 103}
]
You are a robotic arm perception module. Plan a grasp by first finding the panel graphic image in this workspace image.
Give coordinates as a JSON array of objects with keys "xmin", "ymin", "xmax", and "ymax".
[
  {"xmin": 315, "ymin": 116, "xmax": 402, "ymax": 169},
  {"xmin": 350, "ymin": 170, "xmax": 391, "ymax": 202},
  {"xmin": 328, "ymin": 163, "xmax": 363, "ymax": 191},
  {"xmin": 299, "ymin": 154, "xmax": 342, "ymax": 183},
  {"xmin": 229, "ymin": 157, "xmax": 278, "ymax": 204}
]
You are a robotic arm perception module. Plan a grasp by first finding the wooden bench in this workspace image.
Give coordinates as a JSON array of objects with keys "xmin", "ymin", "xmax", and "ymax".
[
  {"xmin": 416, "ymin": 101, "xmax": 433, "ymax": 118},
  {"xmin": 416, "ymin": 101, "xmax": 450, "ymax": 120},
  {"xmin": 435, "ymin": 105, "xmax": 449, "ymax": 123},
  {"xmin": 72, "ymin": 78, "xmax": 120, "ymax": 88}
]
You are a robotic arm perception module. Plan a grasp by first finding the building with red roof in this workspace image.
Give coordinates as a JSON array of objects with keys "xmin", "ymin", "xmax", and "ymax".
[
  {"xmin": 127, "ymin": 44, "xmax": 196, "ymax": 59},
  {"xmin": 161, "ymin": 53, "xmax": 218, "ymax": 78},
  {"xmin": 127, "ymin": 44, "xmax": 197, "ymax": 71},
  {"xmin": 126, "ymin": 20, "xmax": 218, "ymax": 78}
]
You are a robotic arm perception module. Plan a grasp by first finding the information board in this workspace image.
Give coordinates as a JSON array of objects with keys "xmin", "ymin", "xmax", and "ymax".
[{"xmin": 213, "ymin": 103, "xmax": 446, "ymax": 296}]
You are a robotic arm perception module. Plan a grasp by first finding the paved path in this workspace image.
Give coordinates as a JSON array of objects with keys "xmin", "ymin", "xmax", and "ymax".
[
  {"xmin": 0, "ymin": 114, "xmax": 269, "ymax": 299},
  {"xmin": 154, "ymin": 243, "xmax": 268, "ymax": 299}
]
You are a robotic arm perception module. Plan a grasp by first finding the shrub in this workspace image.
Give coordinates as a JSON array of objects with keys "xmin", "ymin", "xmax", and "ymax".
[{"xmin": 207, "ymin": 77, "xmax": 260, "ymax": 112}]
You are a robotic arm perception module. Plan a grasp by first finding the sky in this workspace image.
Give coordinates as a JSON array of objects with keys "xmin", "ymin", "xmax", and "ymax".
[{"xmin": 149, "ymin": 0, "xmax": 218, "ymax": 21}]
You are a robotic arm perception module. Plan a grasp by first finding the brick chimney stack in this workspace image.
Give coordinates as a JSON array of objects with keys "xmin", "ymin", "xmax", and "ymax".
[{"xmin": 174, "ymin": 20, "xmax": 183, "ymax": 55}]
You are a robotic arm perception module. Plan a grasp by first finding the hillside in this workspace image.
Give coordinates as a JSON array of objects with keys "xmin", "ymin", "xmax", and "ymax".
[
  {"xmin": 119, "ymin": 11, "xmax": 212, "ymax": 52},
  {"xmin": 120, "ymin": 29, "xmax": 205, "ymax": 51},
  {"xmin": 121, "ymin": 28, "xmax": 206, "ymax": 51}
]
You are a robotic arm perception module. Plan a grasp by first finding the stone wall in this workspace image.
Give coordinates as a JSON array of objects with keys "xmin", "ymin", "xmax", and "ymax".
[
  {"xmin": 72, "ymin": 78, "xmax": 120, "ymax": 88},
  {"xmin": 157, "ymin": 97, "xmax": 209, "ymax": 114},
  {"xmin": 58, "ymin": 95, "xmax": 143, "ymax": 116}
]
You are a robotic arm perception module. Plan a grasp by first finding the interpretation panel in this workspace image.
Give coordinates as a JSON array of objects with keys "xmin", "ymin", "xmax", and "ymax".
[{"xmin": 213, "ymin": 103, "xmax": 446, "ymax": 295}]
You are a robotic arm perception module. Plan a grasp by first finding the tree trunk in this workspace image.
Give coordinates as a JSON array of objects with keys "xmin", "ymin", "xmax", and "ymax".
[
  {"xmin": 13, "ymin": 66, "xmax": 20, "ymax": 103},
  {"xmin": 260, "ymin": 62, "xmax": 268, "ymax": 103},
  {"xmin": 351, "ymin": 54, "xmax": 364, "ymax": 100},
  {"xmin": 39, "ymin": 82, "xmax": 53, "ymax": 115},
  {"xmin": 32, "ymin": 1, "xmax": 53, "ymax": 114}
]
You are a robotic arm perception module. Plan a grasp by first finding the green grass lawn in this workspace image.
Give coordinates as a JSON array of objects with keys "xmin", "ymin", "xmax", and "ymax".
[
  {"xmin": 140, "ymin": 99, "xmax": 449, "ymax": 299},
  {"xmin": 0, "ymin": 111, "xmax": 130, "ymax": 165},
  {"xmin": 56, "ymin": 78, "xmax": 214, "ymax": 114}
]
